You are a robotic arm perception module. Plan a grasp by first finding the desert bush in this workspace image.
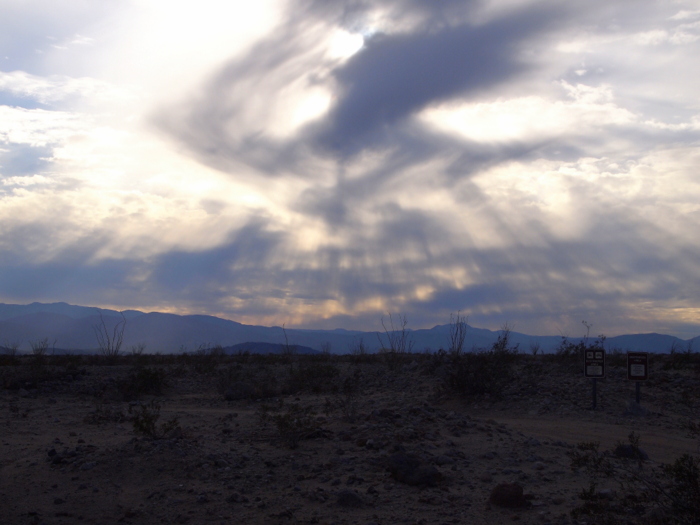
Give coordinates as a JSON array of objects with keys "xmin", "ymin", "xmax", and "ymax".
[
  {"xmin": 218, "ymin": 360, "xmax": 281, "ymax": 400},
  {"xmin": 129, "ymin": 400, "xmax": 180, "ymax": 439},
  {"xmin": 119, "ymin": 367, "xmax": 168, "ymax": 400},
  {"xmin": 320, "ymin": 341, "xmax": 332, "ymax": 359},
  {"xmin": 0, "ymin": 342, "xmax": 20, "ymax": 366},
  {"xmin": 445, "ymin": 348, "xmax": 516, "ymax": 398},
  {"xmin": 84, "ymin": 401, "xmax": 127, "ymax": 424},
  {"xmin": 269, "ymin": 403, "xmax": 318, "ymax": 449},
  {"xmin": 130, "ymin": 343, "xmax": 146, "ymax": 356},
  {"xmin": 93, "ymin": 311, "xmax": 126, "ymax": 363},
  {"xmin": 448, "ymin": 312, "xmax": 468, "ymax": 356},
  {"xmin": 445, "ymin": 330, "xmax": 519, "ymax": 399},
  {"xmin": 27, "ymin": 338, "xmax": 56, "ymax": 383},
  {"xmin": 422, "ymin": 348, "xmax": 449, "ymax": 375},
  {"xmin": 324, "ymin": 369, "xmax": 362, "ymax": 422},
  {"xmin": 377, "ymin": 314, "xmax": 414, "ymax": 370},
  {"xmin": 217, "ymin": 364, "xmax": 259, "ymax": 400},
  {"xmin": 660, "ymin": 454, "xmax": 700, "ymax": 522},
  {"xmin": 192, "ymin": 345, "xmax": 226, "ymax": 374},
  {"xmin": 568, "ymin": 433, "xmax": 700, "ymax": 524},
  {"xmin": 349, "ymin": 337, "xmax": 373, "ymax": 364},
  {"xmin": 287, "ymin": 361, "xmax": 341, "ymax": 394},
  {"xmin": 606, "ymin": 348, "xmax": 627, "ymax": 367},
  {"xmin": 663, "ymin": 341, "xmax": 699, "ymax": 371}
]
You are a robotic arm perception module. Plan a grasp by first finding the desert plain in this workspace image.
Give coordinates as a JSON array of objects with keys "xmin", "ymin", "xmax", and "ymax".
[{"xmin": 1, "ymin": 348, "xmax": 699, "ymax": 525}]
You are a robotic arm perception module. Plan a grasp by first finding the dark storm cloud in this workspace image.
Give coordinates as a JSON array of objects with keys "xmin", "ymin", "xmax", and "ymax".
[
  {"xmin": 149, "ymin": 218, "xmax": 284, "ymax": 300},
  {"xmin": 0, "ymin": 232, "xmax": 136, "ymax": 301},
  {"xmin": 315, "ymin": 7, "xmax": 557, "ymax": 156},
  {"xmin": 156, "ymin": 0, "xmax": 564, "ymax": 175}
]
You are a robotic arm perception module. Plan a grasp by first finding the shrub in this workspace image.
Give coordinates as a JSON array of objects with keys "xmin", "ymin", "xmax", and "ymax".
[
  {"xmin": 663, "ymin": 341, "xmax": 699, "ymax": 371},
  {"xmin": 29, "ymin": 338, "xmax": 50, "ymax": 371},
  {"xmin": 119, "ymin": 367, "xmax": 168, "ymax": 399},
  {"xmin": 271, "ymin": 403, "xmax": 318, "ymax": 449},
  {"xmin": 324, "ymin": 369, "xmax": 362, "ymax": 422},
  {"xmin": 287, "ymin": 362, "xmax": 340, "ymax": 394},
  {"xmin": 192, "ymin": 345, "xmax": 225, "ymax": 374},
  {"xmin": 377, "ymin": 314, "xmax": 414, "ymax": 370},
  {"xmin": 445, "ymin": 343, "xmax": 518, "ymax": 399},
  {"xmin": 0, "ymin": 342, "xmax": 20, "ymax": 366},
  {"xmin": 84, "ymin": 401, "xmax": 127, "ymax": 425},
  {"xmin": 569, "ymin": 433, "xmax": 700, "ymax": 524},
  {"xmin": 129, "ymin": 400, "xmax": 180, "ymax": 439},
  {"xmin": 93, "ymin": 311, "xmax": 126, "ymax": 363},
  {"xmin": 660, "ymin": 454, "xmax": 700, "ymax": 522}
]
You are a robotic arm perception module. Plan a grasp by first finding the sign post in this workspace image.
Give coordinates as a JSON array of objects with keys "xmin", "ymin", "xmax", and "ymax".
[
  {"xmin": 584, "ymin": 349, "xmax": 605, "ymax": 409},
  {"xmin": 627, "ymin": 352, "xmax": 649, "ymax": 404}
]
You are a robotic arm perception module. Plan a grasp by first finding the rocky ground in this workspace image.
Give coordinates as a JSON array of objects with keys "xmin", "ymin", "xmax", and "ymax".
[{"xmin": 1, "ymin": 350, "xmax": 699, "ymax": 525}]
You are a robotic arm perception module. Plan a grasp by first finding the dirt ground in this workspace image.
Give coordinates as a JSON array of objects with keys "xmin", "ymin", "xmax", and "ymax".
[{"xmin": 1, "ymin": 351, "xmax": 698, "ymax": 525}]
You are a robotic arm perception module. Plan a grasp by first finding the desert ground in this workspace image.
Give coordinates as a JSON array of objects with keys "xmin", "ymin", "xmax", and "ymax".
[{"xmin": 1, "ymin": 348, "xmax": 699, "ymax": 525}]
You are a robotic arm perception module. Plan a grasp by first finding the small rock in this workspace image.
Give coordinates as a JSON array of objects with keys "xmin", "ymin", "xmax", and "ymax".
[
  {"xmin": 597, "ymin": 488, "xmax": 615, "ymax": 500},
  {"xmin": 226, "ymin": 493, "xmax": 248, "ymax": 504},
  {"xmin": 53, "ymin": 498, "xmax": 65, "ymax": 505},
  {"xmin": 489, "ymin": 483, "xmax": 530, "ymax": 508},
  {"xmin": 336, "ymin": 490, "xmax": 363, "ymax": 507},
  {"xmin": 224, "ymin": 382, "xmax": 255, "ymax": 401},
  {"xmin": 435, "ymin": 455, "xmax": 453, "ymax": 466},
  {"xmin": 387, "ymin": 453, "xmax": 441, "ymax": 487},
  {"xmin": 613, "ymin": 444, "xmax": 649, "ymax": 461}
]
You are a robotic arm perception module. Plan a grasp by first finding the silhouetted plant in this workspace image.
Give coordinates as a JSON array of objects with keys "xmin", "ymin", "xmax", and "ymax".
[
  {"xmin": 663, "ymin": 341, "xmax": 699, "ymax": 371},
  {"xmin": 377, "ymin": 313, "xmax": 414, "ymax": 370},
  {"xmin": 448, "ymin": 312, "xmax": 468, "ymax": 356},
  {"xmin": 93, "ymin": 310, "xmax": 126, "ymax": 363},
  {"xmin": 349, "ymin": 337, "xmax": 371, "ymax": 363},
  {"xmin": 0, "ymin": 341, "xmax": 20, "ymax": 366},
  {"xmin": 29, "ymin": 337, "xmax": 53, "ymax": 376}
]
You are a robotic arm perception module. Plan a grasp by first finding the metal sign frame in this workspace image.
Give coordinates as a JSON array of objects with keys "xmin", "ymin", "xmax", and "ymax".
[
  {"xmin": 584, "ymin": 349, "xmax": 606, "ymax": 378},
  {"xmin": 627, "ymin": 352, "xmax": 649, "ymax": 381}
]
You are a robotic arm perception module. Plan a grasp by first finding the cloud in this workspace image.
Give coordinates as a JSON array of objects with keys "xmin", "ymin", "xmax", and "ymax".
[
  {"xmin": 1, "ymin": 0, "xmax": 699, "ymax": 339},
  {"xmin": 0, "ymin": 70, "xmax": 128, "ymax": 107}
]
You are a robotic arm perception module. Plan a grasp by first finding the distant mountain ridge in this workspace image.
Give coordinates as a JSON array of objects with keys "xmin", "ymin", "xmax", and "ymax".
[{"xmin": 0, "ymin": 302, "xmax": 696, "ymax": 355}]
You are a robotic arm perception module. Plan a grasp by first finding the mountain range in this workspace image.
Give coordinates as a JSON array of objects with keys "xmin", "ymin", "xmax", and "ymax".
[{"xmin": 0, "ymin": 302, "xmax": 696, "ymax": 355}]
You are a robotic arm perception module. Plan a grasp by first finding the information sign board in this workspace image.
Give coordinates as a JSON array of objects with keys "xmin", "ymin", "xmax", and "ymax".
[
  {"xmin": 627, "ymin": 352, "xmax": 649, "ymax": 381},
  {"xmin": 584, "ymin": 349, "xmax": 605, "ymax": 378}
]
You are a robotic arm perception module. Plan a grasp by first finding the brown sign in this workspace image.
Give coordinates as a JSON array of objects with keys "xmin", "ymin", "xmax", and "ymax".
[
  {"xmin": 627, "ymin": 352, "xmax": 649, "ymax": 381},
  {"xmin": 584, "ymin": 349, "xmax": 605, "ymax": 378}
]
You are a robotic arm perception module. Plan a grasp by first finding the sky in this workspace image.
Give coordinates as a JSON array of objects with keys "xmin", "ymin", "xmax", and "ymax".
[{"xmin": 1, "ymin": 0, "xmax": 699, "ymax": 339}]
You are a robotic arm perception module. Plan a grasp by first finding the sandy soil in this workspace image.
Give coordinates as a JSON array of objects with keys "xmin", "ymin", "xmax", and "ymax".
[{"xmin": 1, "ymin": 352, "xmax": 698, "ymax": 525}]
